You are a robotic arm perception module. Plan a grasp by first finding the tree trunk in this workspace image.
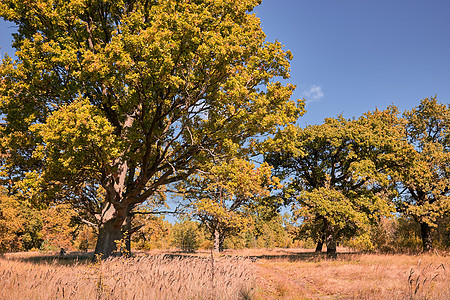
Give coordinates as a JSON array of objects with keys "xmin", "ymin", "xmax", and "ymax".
[
  {"xmin": 315, "ymin": 240, "xmax": 324, "ymax": 253},
  {"xmin": 213, "ymin": 228, "xmax": 225, "ymax": 252},
  {"xmin": 324, "ymin": 218, "xmax": 337, "ymax": 257},
  {"xmin": 94, "ymin": 220, "xmax": 123, "ymax": 259},
  {"xmin": 420, "ymin": 221, "xmax": 432, "ymax": 252},
  {"xmin": 213, "ymin": 228, "xmax": 220, "ymax": 252},
  {"xmin": 123, "ymin": 214, "xmax": 132, "ymax": 257},
  {"xmin": 315, "ymin": 231, "xmax": 325, "ymax": 253},
  {"xmin": 326, "ymin": 236, "xmax": 337, "ymax": 256},
  {"xmin": 94, "ymin": 204, "xmax": 127, "ymax": 259},
  {"xmin": 219, "ymin": 235, "xmax": 224, "ymax": 252}
]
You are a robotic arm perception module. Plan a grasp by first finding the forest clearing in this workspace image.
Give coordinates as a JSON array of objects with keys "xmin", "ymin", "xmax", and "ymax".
[{"xmin": 1, "ymin": 248, "xmax": 448, "ymax": 300}]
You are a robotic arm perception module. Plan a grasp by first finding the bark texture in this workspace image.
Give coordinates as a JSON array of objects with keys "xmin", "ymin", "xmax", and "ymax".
[
  {"xmin": 93, "ymin": 204, "xmax": 127, "ymax": 259},
  {"xmin": 324, "ymin": 218, "xmax": 337, "ymax": 257},
  {"xmin": 315, "ymin": 231, "xmax": 325, "ymax": 253},
  {"xmin": 420, "ymin": 221, "xmax": 432, "ymax": 252},
  {"xmin": 213, "ymin": 228, "xmax": 224, "ymax": 252}
]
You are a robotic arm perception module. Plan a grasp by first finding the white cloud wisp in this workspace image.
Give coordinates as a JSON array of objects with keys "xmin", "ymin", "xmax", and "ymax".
[{"xmin": 301, "ymin": 84, "xmax": 324, "ymax": 103}]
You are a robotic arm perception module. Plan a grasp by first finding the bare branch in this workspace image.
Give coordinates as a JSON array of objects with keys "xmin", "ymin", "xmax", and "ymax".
[{"xmin": 77, "ymin": 217, "xmax": 99, "ymax": 230}]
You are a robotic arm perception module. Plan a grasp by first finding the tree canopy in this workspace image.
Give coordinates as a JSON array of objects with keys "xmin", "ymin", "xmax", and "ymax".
[
  {"xmin": 395, "ymin": 97, "xmax": 449, "ymax": 251},
  {"xmin": 0, "ymin": 0, "xmax": 304, "ymax": 257}
]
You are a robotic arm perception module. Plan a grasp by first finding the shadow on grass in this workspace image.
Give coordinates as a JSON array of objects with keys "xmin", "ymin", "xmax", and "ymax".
[
  {"xmin": 244, "ymin": 251, "xmax": 361, "ymax": 262},
  {"xmin": 3, "ymin": 249, "xmax": 361, "ymax": 265},
  {"xmin": 3, "ymin": 251, "xmax": 94, "ymax": 265},
  {"xmin": 163, "ymin": 250, "xmax": 361, "ymax": 262},
  {"xmin": 4, "ymin": 250, "xmax": 205, "ymax": 265}
]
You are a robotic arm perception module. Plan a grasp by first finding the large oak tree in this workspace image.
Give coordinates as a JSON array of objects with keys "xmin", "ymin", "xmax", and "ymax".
[{"xmin": 0, "ymin": 0, "xmax": 303, "ymax": 257}]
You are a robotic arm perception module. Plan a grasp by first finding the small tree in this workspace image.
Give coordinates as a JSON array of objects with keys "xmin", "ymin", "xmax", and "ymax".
[
  {"xmin": 251, "ymin": 212, "xmax": 290, "ymax": 248},
  {"xmin": 0, "ymin": 194, "xmax": 42, "ymax": 252},
  {"xmin": 131, "ymin": 214, "xmax": 171, "ymax": 250},
  {"xmin": 170, "ymin": 218, "xmax": 201, "ymax": 252},
  {"xmin": 179, "ymin": 159, "xmax": 279, "ymax": 252},
  {"xmin": 74, "ymin": 225, "xmax": 97, "ymax": 252}
]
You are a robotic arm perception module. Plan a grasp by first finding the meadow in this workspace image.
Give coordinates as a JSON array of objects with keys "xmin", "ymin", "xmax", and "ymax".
[{"xmin": 0, "ymin": 249, "xmax": 448, "ymax": 299}]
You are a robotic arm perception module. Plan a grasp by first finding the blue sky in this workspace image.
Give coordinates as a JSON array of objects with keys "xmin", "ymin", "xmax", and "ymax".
[
  {"xmin": 255, "ymin": 0, "xmax": 450, "ymax": 126},
  {"xmin": 1, "ymin": 1, "xmax": 449, "ymax": 127}
]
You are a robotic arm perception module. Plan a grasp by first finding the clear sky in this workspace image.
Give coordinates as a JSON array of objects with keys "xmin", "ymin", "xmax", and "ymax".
[
  {"xmin": 1, "ymin": 0, "xmax": 449, "ymax": 127},
  {"xmin": 255, "ymin": 0, "xmax": 450, "ymax": 126}
]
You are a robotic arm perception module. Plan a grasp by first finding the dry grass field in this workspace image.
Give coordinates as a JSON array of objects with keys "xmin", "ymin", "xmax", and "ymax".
[
  {"xmin": 0, "ymin": 248, "xmax": 448, "ymax": 299},
  {"xmin": 247, "ymin": 249, "xmax": 449, "ymax": 299},
  {"xmin": 0, "ymin": 251, "xmax": 254, "ymax": 300}
]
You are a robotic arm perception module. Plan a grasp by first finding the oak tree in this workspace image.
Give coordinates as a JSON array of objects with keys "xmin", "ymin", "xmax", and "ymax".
[{"xmin": 395, "ymin": 97, "xmax": 449, "ymax": 251}]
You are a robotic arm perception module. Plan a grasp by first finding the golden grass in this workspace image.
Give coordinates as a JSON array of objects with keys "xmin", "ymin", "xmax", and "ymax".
[
  {"xmin": 247, "ymin": 249, "xmax": 449, "ymax": 300},
  {"xmin": 0, "ymin": 252, "xmax": 255, "ymax": 300},
  {"xmin": 1, "ymin": 249, "xmax": 448, "ymax": 300}
]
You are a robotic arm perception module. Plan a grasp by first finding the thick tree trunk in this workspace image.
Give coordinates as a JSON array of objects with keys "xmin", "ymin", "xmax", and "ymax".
[
  {"xmin": 94, "ymin": 204, "xmax": 127, "ymax": 259},
  {"xmin": 326, "ymin": 235, "xmax": 337, "ymax": 256},
  {"xmin": 94, "ymin": 220, "xmax": 124, "ymax": 259},
  {"xmin": 420, "ymin": 222, "xmax": 432, "ymax": 252}
]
